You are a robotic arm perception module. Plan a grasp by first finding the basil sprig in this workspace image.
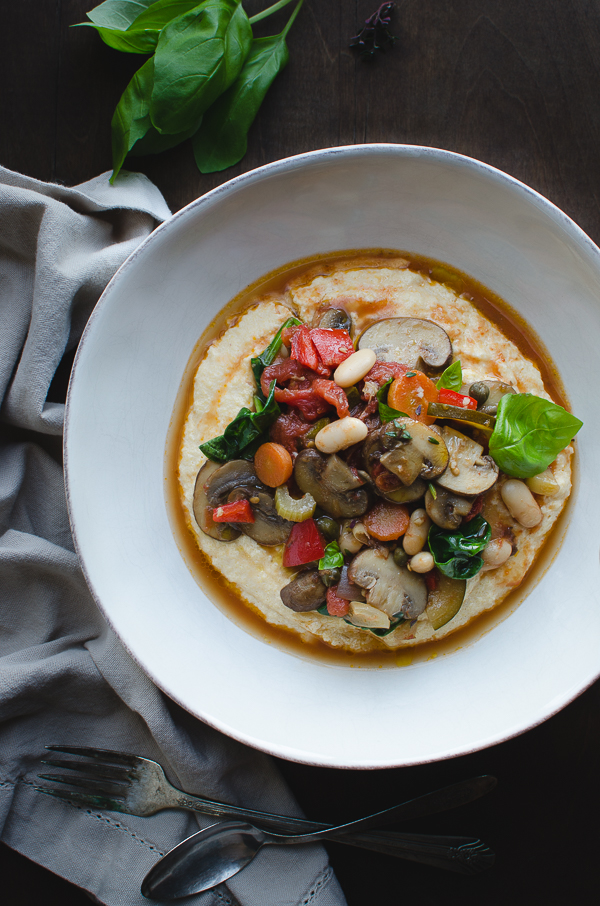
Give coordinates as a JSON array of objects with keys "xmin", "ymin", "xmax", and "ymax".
[
  {"xmin": 436, "ymin": 360, "xmax": 462, "ymax": 391},
  {"xmin": 376, "ymin": 379, "xmax": 408, "ymax": 423},
  {"xmin": 77, "ymin": 0, "xmax": 305, "ymax": 180},
  {"xmin": 250, "ymin": 316, "xmax": 301, "ymax": 390},
  {"xmin": 428, "ymin": 516, "xmax": 491, "ymax": 579},
  {"xmin": 489, "ymin": 393, "xmax": 583, "ymax": 479},
  {"xmin": 318, "ymin": 541, "xmax": 344, "ymax": 571},
  {"xmin": 199, "ymin": 380, "xmax": 280, "ymax": 462}
]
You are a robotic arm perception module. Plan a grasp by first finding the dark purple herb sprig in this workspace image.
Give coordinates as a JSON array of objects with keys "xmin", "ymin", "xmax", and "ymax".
[{"xmin": 350, "ymin": 3, "xmax": 396, "ymax": 60}]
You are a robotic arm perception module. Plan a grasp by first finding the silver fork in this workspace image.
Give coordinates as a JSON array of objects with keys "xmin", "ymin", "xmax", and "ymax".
[{"xmin": 36, "ymin": 745, "xmax": 496, "ymax": 874}]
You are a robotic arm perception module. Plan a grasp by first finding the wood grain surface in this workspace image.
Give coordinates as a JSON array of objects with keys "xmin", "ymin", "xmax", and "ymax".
[{"xmin": 1, "ymin": 2, "xmax": 599, "ymax": 904}]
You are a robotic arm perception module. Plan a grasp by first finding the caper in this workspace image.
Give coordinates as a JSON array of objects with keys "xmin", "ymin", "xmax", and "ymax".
[
  {"xmin": 345, "ymin": 386, "xmax": 361, "ymax": 408},
  {"xmin": 319, "ymin": 567, "xmax": 342, "ymax": 587},
  {"xmin": 318, "ymin": 308, "xmax": 353, "ymax": 334},
  {"xmin": 468, "ymin": 382, "xmax": 490, "ymax": 405},
  {"xmin": 315, "ymin": 515, "xmax": 340, "ymax": 541},
  {"xmin": 303, "ymin": 417, "xmax": 330, "ymax": 443},
  {"xmin": 393, "ymin": 547, "xmax": 409, "ymax": 567}
]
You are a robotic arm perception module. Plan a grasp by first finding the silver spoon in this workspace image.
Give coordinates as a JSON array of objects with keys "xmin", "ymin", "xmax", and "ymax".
[{"xmin": 142, "ymin": 780, "xmax": 496, "ymax": 899}]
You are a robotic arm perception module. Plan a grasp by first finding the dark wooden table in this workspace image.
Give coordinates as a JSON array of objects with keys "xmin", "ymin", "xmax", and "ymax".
[{"xmin": 2, "ymin": 2, "xmax": 599, "ymax": 904}]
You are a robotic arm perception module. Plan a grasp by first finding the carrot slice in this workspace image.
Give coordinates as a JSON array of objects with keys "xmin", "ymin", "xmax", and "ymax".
[
  {"xmin": 254, "ymin": 442, "xmax": 293, "ymax": 488},
  {"xmin": 387, "ymin": 371, "xmax": 438, "ymax": 425},
  {"xmin": 363, "ymin": 501, "xmax": 410, "ymax": 541}
]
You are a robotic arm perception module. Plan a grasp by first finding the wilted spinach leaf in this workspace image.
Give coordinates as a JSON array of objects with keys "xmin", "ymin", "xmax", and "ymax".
[
  {"xmin": 150, "ymin": 0, "xmax": 252, "ymax": 135},
  {"xmin": 428, "ymin": 515, "xmax": 491, "ymax": 579},
  {"xmin": 193, "ymin": 0, "xmax": 302, "ymax": 172},
  {"xmin": 250, "ymin": 316, "xmax": 301, "ymax": 389},
  {"xmin": 489, "ymin": 393, "xmax": 583, "ymax": 479},
  {"xmin": 199, "ymin": 380, "xmax": 280, "ymax": 462}
]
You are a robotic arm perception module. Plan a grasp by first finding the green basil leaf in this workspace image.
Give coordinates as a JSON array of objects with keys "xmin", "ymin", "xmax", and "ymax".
[
  {"xmin": 428, "ymin": 516, "xmax": 491, "ymax": 579},
  {"xmin": 377, "ymin": 379, "xmax": 408, "ymax": 423},
  {"xmin": 110, "ymin": 57, "xmax": 155, "ymax": 182},
  {"xmin": 86, "ymin": 0, "xmax": 158, "ymax": 30},
  {"xmin": 128, "ymin": 119, "xmax": 200, "ymax": 156},
  {"xmin": 250, "ymin": 316, "xmax": 301, "ymax": 390},
  {"xmin": 318, "ymin": 541, "xmax": 344, "ymax": 571},
  {"xmin": 193, "ymin": 1, "xmax": 303, "ymax": 172},
  {"xmin": 199, "ymin": 380, "xmax": 280, "ymax": 462},
  {"xmin": 81, "ymin": 0, "xmax": 203, "ymax": 54},
  {"xmin": 489, "ymin": 393, "xmax": 583, "ymax": 479},
  {"xmin": 150, "ymin": 0, "xmax": 252, "ymax": 135},
  {"xmin": 436, "ymin": 360, "xmax": 462, "ymax": 391}
]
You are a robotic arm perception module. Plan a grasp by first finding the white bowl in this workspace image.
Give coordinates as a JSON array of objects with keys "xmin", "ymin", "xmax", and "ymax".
[{"xmin": 65, "ymin": 145, "xmax": 600, "ymax": 768}]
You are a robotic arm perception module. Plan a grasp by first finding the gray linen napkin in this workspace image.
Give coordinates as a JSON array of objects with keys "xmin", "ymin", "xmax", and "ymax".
[{"xmin": 0, "ymin": 165, "xmax": 347, "ymax": 906}]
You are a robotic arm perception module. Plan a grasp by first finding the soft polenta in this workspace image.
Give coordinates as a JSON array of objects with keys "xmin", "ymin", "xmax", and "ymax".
[{"xmin": 178, "ymin": 257, "xmax": 576, "ymax": 654}]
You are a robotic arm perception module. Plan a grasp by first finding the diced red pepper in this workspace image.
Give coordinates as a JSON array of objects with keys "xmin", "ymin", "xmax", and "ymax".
[
  {"xmin": 290, "ymin": 327, "xmax": 330, "ymax": 376},
  {"xmin": 438, "ymin": 389, "xmax": 477, "ymax": 410},
  {"xmin": 212, "ymin": 499, "xmax": 255, "ymax": 523},
  {"xmin": 311, "ymin": 379, "xmax": 350, "ymax": 418},
  {"xmin": 282, "ymin": 518, "xmax": 326, "ymax": 567},
  {"xmin": 326, "ymin": 587, "xmax": 350, "ymax": 617},
  {"xmin": 310, "ymin": 329, "xmax": 354, "ymax": 367}
]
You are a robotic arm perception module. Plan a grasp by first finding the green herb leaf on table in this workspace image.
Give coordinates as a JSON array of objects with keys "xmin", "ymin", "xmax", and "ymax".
[
  {"xmin": 489, "ymin": 393, "xmax": 583, "ymax": 479},
  {"xmin": 428, "ymin": 516, "xmax": 491, "ymax": 580},
  {"xmin": 318, "ymin": 541, "xmax": 344, "ymax": 571},
  {"xmin": 377, "ymin": 379, "xmax": 408, "ymax": 422},
  {"xmin": 250, "ymin": 316, "xmax": 301, "ymax": 390},
  {"xmin": 193, "ymin": 0, "xmax": 303, "ymax": 173},
  {"xmin": 80, "ymin": 0, "xmax": 203, "ymax": 55},
  {"xmin": 199, "ymin": 380, "xmax": 280, "ymax": 463},
  {"xmin": 436, "ymin": 360, "xmax": 462, "ymax": 391},
  {"xmin": 150, "ymin": 0, "xmax": 252, "ymax": 136},
  {"xmin": 86, "ymin": 0, "xmax": 158, "ymax": 30},
  {"xmin": 110, "ymin": 57, "xmax": 156, "ymax": 182}
]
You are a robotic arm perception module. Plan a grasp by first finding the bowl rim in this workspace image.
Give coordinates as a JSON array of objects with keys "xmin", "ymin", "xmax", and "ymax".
[{"xmin": 64, "ymin": 143, "xmax": 600, "ymax": 767}]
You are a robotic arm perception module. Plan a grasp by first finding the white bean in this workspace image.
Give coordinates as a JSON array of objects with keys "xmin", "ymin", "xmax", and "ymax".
[
  {"xmin": 334, "ymin": 348, "xmax": 377, "ymax": 388},
  {"xmin": 481, "ymin": 538, "xmax": 512, "ymax": 570},
  {"xmin": 526, "ymin": 469, "xmax": 559, "ymax": 496},
  {"xmin": 315, "ymin": 416, "xmax": 368, "ymax": 453},
  {"xmin": 339, "ymin": 520, "xmax": 364, "ymax": 554},
  {"xmin": 409, "ymin": 551, "xmax": 434, "ymax": 573},
  {"xmin": 403, "ymin": 508, "xmax": 430, "ymax": 555},
  {"xmin": 501, "ymin": 479, "xmax": 542, "ymax": 528}
]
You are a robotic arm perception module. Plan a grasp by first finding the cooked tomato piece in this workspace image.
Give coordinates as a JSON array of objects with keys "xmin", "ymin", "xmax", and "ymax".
[
  {"xmin": 270, "ymin": 411, "xmax": 311, "ymax": 452},
  {"xmin": 326, "ymin": 587, "xmax": 350, "ymax": 616},
  {"xmin": 361, "ymin": 361, "xmax": 408, "ymax": 395},
  {"xmin": 387, "ymin": 370, "xmax": 439, "ymax": 424},
  {"xmin": 282, "ymin": 519, "xmax": 326, "ymax": 567},
  {"xmin": 311, "ymin": 379, "xmax": 350, "ymax": 418},
  {"xmin": 310, "ymin": 329, "xmax": 354, "ymax": 367}
]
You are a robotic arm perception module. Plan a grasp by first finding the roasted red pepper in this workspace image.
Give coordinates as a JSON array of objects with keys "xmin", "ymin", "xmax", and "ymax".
[
  {"xmin": 310, "ymin": 329, "xmax": 354, "ymax": 367},
  {"xmin": 212, "ymin": 499, "xmax": 255, "ymax": 523},
  {"xmin": 290, "ymin": 326, "xmax": 330, "ymax": 376},
  {"xmin": 282, "ymin": 518, "xmax": 326, "ymax": 567},
  {"xmin": 438, "ymin": 389, "xmax": 477, "ymax": 409},
  {"xmin": 326, "ymin": 587, "xmax": 350, "ymax": 616}
]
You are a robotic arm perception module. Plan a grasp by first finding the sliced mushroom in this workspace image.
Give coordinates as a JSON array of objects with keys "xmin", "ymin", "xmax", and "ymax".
[
  {"xmin": 280, "ymin": 570, "xmax": 327, "ymax": 612},
  {"xmin": 294, "ymin": 449, "xmax": 369, "ymax": 519},
  {"xmin": 206, "ymin": 461, "xmax": 293, "ymax": 546},
  {"xmin": 435, "ymin": 427, "xmax": 499, "ymax": 496},
  {"xmin": 382, "ymin": 478, "xmax": 429, "ymax": 504},
  {"xmin": 348, "ymin": 548, "xmax": 428, "ymax": 620},
  {"xmin": 346, "ymin": 601, "xmax": 390, "ymax": 630},
  {"xmin": 425, "ymin": 486, "xmax": 474, "ymax": 530},
  {"xmin": 193, "ymin": 461, "xmax": 241, "ymax": 542},
  {"xmin": 317, "ymin": 308, "xmax": 353, "ymax": 334},
  {"xmin": 358, "ymin": 317, "xmax": 452, "ymax": 372},
  {"xmin": 363, "ymin": 419, "xmax": 448, "ymax": 488},
  {"xmin": 227, "ymin": 488, "xmax": 293, "ymax": 546},
  {"xmin": 466, "ymin": 380, "xmax": 516, "ymax": 415}
]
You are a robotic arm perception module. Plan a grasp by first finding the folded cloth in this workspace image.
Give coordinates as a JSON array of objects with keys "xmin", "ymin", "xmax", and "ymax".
[{"xmin": 0, "ymin": 166, "xmax": 347, "ymax": 906}]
